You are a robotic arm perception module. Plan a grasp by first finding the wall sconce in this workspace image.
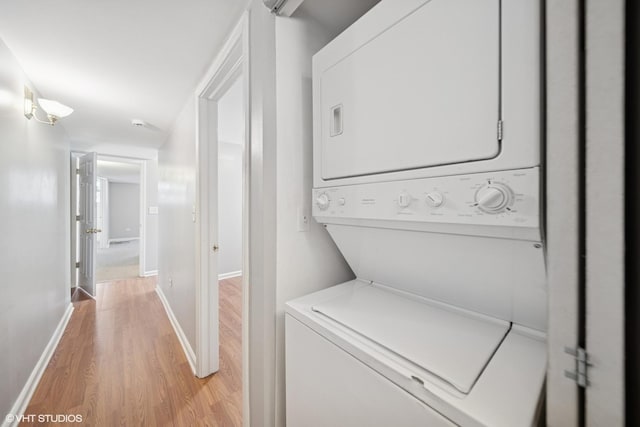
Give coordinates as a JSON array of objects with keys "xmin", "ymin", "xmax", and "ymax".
[{"xmin": 24, "ymin": 86, "xmax": 73, "ymax": 126}]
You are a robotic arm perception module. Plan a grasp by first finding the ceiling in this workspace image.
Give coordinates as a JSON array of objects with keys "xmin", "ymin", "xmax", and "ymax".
[{"xmin": 0, "ymin": 0, "xmax": 248, "ymax": 153}]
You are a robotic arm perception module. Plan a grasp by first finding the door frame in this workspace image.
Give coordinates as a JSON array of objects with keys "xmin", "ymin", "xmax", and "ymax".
[
  {"xmin": 70, "ymin": 152, "xmax": 149, "ymax": 286},
  {"xmin": 194, "ymin": 12, "xmax": 249, "ymax": 385}
]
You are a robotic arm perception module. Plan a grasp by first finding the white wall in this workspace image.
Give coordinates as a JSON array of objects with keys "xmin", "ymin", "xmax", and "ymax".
[
  {"xmin": 0, "ymin": 39, "xmax": 71, "ymax": 418},
  {"xmin": 108, "ymin": 182, "xmax": 140, "ymax": 240},
  {"xmin": 273, "ymin": 10, "xmax": 355, "ymax": 427},
  {"xmin": 158, "ymin": 98, "xmax": 197, "ymax": 350},
  {"xmin": 218, "ymin": 142, "xmax": 243, "ymax": 276}
]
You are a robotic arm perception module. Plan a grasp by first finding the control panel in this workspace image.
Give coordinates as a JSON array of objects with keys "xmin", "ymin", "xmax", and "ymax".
[{"xmin": 313, "ymin": 168, "xmax": 540, "ymax": 229}]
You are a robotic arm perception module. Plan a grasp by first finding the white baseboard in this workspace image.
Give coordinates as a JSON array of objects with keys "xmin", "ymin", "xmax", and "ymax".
[
  {"xmin": 3, "ymin": 303, "xmax": 74, "ymax": 427},
  {"xmin": 75, "ymin": 286, "xmax": 96, "ymax": 300},
  {"xmin": 155, "ymin": 286, "xmax": 196, "ymax": 375},
  {"xmin": 218, "ymin": 270, "xmax": 242, "ymax": 280},
  {"xmin": 108, "ymin": 237, "xmax": 140, "ymax": 244},
  {"xmin": 142, "ymin": 270, "xmax": 158, "ymax": 277}
]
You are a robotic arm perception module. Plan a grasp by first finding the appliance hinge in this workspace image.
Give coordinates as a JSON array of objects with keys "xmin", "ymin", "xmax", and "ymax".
[
  {"xmin": 497, "ymin": 120, "xmax": 504, "ymax": 141},
  {"xmin": 75, "ymin": 261, "xmax": 80, "ymax": 268},
  {"xmin": 564, "ymin": 346, "xmax": 591, "ymax": 388}
]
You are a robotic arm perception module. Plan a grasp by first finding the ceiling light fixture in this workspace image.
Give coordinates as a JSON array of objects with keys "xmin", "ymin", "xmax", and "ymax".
[{"xmin": 23, "ymin": 86, "xmax": 74, "ymax": 126}]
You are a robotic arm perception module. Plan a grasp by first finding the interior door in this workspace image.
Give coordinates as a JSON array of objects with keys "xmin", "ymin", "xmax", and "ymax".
[{"xmin": 78, "ymin": 152, "xmax": 98, "ymax": 297}]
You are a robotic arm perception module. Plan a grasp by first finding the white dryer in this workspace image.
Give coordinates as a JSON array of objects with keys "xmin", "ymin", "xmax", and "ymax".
[{"xmin": 286, "ymin": 0, "xmax": 545, "ymax": 426}]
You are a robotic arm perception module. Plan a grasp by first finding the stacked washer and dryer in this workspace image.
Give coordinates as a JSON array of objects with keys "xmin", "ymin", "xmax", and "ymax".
[{"xmin": 285, "ymin": 0, "xmax": 545, "ymax": 426}]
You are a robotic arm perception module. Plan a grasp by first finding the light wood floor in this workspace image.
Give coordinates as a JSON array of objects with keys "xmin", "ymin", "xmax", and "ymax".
[{"xmin": 23, "ymin": 276, "xmax": 243, "ymax": 426}]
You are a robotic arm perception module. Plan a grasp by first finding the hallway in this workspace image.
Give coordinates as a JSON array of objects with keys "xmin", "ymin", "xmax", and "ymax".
[{"xmin": 22, "ymin": 277, "xmax": 242, "ymax": 426}]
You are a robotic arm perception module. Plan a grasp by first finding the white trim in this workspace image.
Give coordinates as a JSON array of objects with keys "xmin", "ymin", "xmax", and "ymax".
[
  {"xmin": 194, "ymin": 13, "xmax": 247, "ymax": 379},
  {"xmin": 3, "ymin": 304, "xmax": 74, "ymax": 427},
  {"xmin": 142, "ymin": 270, "xmax": 158, "ymax": 277},
  {"xmin": 75, "ymin": 286, "xmax": 96, "ymax": 301},
  {"xmin": 155, "ymin": 286, "xmax": 196, "ymax": 375},
  {"xmin": 239, "ymin": 11, "xmax": 251, "ymax": 427},
  {"xmin": 585, "ymin": 0, "xmax": 625, "ymax": 422},
  {"xmin": 70, "ymin": 154, "xmax": 79, "ymax": 289},
  {"xmin": 108, "ymin": 237, "xmax": 140, "ymax": 244},
  {"xmin": 218, "ymin": 270, "xmax": 242, "ymax": 280},
  {"xmin": 139, "ymin": 161, "xmax": 147, "ymax": 278},
  {"xmin": 546, "ymin": 1, "xmax": 581, "ymax": 424}
]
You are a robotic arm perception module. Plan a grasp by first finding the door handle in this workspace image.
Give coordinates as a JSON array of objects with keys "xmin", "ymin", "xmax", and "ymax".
[{"xmin": 85, "ymin": 228, "xmax": 102, "ymax": 234}]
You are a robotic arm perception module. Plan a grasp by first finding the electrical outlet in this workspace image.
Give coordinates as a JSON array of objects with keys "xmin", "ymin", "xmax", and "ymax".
[{"xmin": 297, "ymin": 207, "xmax": 310, "ymax": 232}]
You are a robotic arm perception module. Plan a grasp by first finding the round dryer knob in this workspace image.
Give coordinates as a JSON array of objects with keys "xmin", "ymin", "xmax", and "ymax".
[
  {"xmin": 398, "ymin": 192, "xmax": 412, "ymax": 208},
  {"xmin": 425, "ymin": 192, "xmax": 444, "ymax": 207},
  {"xmin": 475, "ymin": 183, "xmax": 512, "ymax": 213},
  {"xmin": 316, "ymin": 193, "xmax": 330, "ymax": 210}
]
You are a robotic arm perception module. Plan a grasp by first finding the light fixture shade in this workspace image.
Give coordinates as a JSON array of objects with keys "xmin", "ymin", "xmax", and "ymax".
[
  {"xmin": 38, "ymin": 98, "xmax": 73, "ymax": 118},
  {"xmin": 23, "ymin": 86, "xmax": 34, "ymax": 119}
]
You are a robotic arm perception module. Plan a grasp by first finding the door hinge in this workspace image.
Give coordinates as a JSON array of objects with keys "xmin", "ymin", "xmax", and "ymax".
[
  {"xmin": 564, "ymin": 346, "xmax": 591, "ymax": 388},
  {"xmin": 76, "ymin": 168, "xmax": 80, "ymax": 175},
  {"xmin": 76, "ymin": 215, "xmax": 81, "ymax": 221},
  {"xmin": 497, "ymin": 120, "xmax": 504, "ymax": 141},
  {"xmin": 75, "ymin": 261, "xmax": 80, "ymax": 268}
]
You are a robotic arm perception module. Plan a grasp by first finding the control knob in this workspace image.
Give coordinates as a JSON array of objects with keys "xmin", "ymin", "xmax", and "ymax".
[
  {"xmin": 425, "ymin": 192, "xmax": 444, "ymax": 207},
  {"xmin": 316, "ymin": 193, "xmax": 330, "ymax": 210},
  {"xmin": 398, "ymin": 192, "xmax": 412, "ymax": 208},
  {"xmin": 474, "ymin": 183, "xmax": 512, "ymax": 213}
]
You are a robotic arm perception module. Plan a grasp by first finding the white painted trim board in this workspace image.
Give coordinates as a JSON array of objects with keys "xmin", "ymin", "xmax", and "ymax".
[
  {"xmin": 3, "ymin": 304, "xmax": 74, "ymax": 427},
  {"xmin": 155, "ymin": 286, "xmax": 196, "ymax": 375},
  {"xmin": 218, "ymin": 270, "xmax": 242, "ymax": 280}
]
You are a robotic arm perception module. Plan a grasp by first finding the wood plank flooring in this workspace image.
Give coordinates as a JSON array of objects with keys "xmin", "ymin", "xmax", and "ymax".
[{"xmin": 22, "ymin": 276, "xmax": 242, "ymax": 426}]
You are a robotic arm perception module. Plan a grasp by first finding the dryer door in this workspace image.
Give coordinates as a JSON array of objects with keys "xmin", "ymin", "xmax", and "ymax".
[{"xmin": 317, "ymin": 0, "xmax": 500, "ymax": 180}]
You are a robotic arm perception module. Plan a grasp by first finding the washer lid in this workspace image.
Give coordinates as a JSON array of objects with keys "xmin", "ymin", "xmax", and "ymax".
[{"xmin": 311, "ymin": 284, "xmax": 510, "ymax": 394}]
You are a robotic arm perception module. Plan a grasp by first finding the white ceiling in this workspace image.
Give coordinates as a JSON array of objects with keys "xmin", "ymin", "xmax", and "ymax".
[{"xmin": 0, "ymin": 0, "xmax": 248, "ymax": 152}]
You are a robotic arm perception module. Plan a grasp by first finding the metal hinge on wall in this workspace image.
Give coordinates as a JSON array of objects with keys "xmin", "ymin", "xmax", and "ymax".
[
  {"xmin": 565, "ymin": 346, "xmax": 591, "ymax": 388},
  {"xmin": 497, "ymin": 120, "xmax": 504, "ymax": 141}
]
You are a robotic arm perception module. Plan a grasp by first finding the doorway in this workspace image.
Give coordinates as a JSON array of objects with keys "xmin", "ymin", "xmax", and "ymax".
[
  {"xmin": 95, "ymin": 158, "xmax": 142, "ymax": 282},
  {"xmin": 193, "ymin": 14, "xmax": 249, "ymax": 392},
  {"xmin": 71, "ymin": 153, "xmax": 155, "ymax": 297}
]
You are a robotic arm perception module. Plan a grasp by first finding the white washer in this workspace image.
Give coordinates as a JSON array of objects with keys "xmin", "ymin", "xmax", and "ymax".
[{"xmin": 286, "ymin": 0, "xmax": 545, "ymax": 426}]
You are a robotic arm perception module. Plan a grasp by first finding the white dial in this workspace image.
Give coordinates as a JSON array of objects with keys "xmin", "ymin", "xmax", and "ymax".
[
  {"xmin": 316, "ymin": 193, "xmax": 330, "ymax": 210},
  {"xmin": 425, "ymin": 192, "xmax": 444, "ymax": 207},
  {"xmin": 398, "ymin": 192, "xmax": 412, "ymax": 208},
  {"xmin": 475, "ymin": 183, "xmax": 512, "ymax": 213}
]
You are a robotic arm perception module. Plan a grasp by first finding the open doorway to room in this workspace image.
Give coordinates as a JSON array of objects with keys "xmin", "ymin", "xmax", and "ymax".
[
  {"xmin": 189, "ymin": 17, "xmax": 249, "ymax": 423},
  {"xmin": 214, "ymin": 74, "xmax": 244, "ymax": 415},
  {"xmin": 217, "ymin": 77, "xmax": 244, "ymax": 282},
  {"xmin": 95, "ymin": 158, "xmax": 142, "ymax": 282},
  {"xmin": 71, "ymin": 152, "xmax": 155, "ymax": 298}
]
